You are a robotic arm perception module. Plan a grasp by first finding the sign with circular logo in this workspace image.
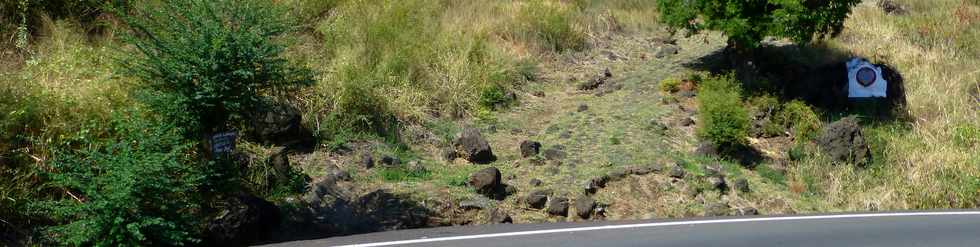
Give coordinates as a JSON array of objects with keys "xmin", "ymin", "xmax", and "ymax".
[{"xmin": 856, "ymin": 67, "xmax": 877, "ymax": 87}]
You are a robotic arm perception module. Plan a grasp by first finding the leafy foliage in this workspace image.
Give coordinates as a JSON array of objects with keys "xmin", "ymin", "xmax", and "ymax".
[
  {"xmin": 37, "ymin": 113, "xmax": 204, "ymax": 246},
  {"xmin": 117, "ymin": 0, "xmax": 313, "ymax": 136},
  {"xmin": 656, "ymin": 0, "xmax": 861, "ymax": 49},
  {"xmin": 697, "ymin": 73, "xmax": 750, "ymax": 148}
]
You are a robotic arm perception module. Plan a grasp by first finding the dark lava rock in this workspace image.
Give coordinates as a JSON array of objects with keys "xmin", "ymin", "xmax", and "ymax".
[
  {"xmin": 459, "ymin": 197, "xmax": 492, "ymax": 211},
  {"xmin": 360, "ymin": 153, "xmax": 375, "ymax": 169},
  {"xmin": 532, "ymin": 91, "xmax": 546, "ymax": 97},
  {"xmin": 704, "ymin": 202, "xmax": 730, "ymax": 217},
  {"xmin": 468, "ymin": 167, "xmax": 502, "ymax": 198},
  {"xmin": 878, "ymin": 0, "xmax": 908, "ymax": 15},
  {"xmin": 669, "ymin": 165, "xmax": 686, "ymax": 179},
  {"xmin": 380, "ymin": 155, "xmax": 401, "ymax": 167},
  {"xmin": 578, "ymin": 104, "xmax": 589, "ymax": 112},
  {"xmin": 574, "ymin": 196, "xmax": 596, "ymax": 219},
  {"xmin": 626, "ymin": 164, "xmax": 661, "ymax": 176},
  {"xmin": 707, "ymin": 176, "xmax": 727, "ymax": 191},
  {"xmin": 736, "ymin": 207, "xmax": 760, "ymax": 216},
  {"xmin": 249, "ymin": 102, "xmax": 314, "ymax": 147},
  {"xmin": 525, "ymin": 190, "xmax": 550, "ymax": 209},
  {"xmin": 441, "ymin": 147, "xmax": 458, "ymax": 161},
  {"xmin": 547, "ymin": 197, "xmax": 570, "ymax": 217},
  {"xmin": 656, "ymin": 45, "xmax": 679, "ymax": 58},
  {"xmin": 734, "ymin": 178, "xmax": 750, "ymax": 193},
  {"xmin": 584, "ymin": 176, "xmax": 609, "ymax": 194},
  {"xmin": 529, "ymin": 178, "xmax": 543, "ymax": 187},
  {"xmin": 520, "ymin": 140, "xmax": 542, "ymax": 158},
  {"xmin": 603, "ymin": 68, "xmax": 613, "ymax": 78},
  {"xmin": 679, "ymin": 117, "xmax": 695, "ymax": 127},
  {"xmin": 204, "ymin": 194, "xmax": 280, "ymax": 246},
  {"xmin": 453, "ymin": 127, "xmax": 496, "ymax": 164},
  {"xmin": 816, "ymin": 116, "xmax": 871, "ymax": 166},
  {"xmin": 488, "ymin": 208, "xmax": 513, "ymax": 224}
]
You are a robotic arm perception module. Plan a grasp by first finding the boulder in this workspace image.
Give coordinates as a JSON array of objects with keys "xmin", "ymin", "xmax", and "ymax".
[
  {"xmin": 525, "ymin": 190, "xmax": 550, "ymax": 209},
  {"xmin": 249, "ymin": 102, "xmax": 313, "ymax": 147},
  {"xmin": 532, "ymin": 91, "xmax": 546, "ymax": 97},
  {"xmin": 707, "ymin": 176, "xmax": 727, "ymax": 192},
  {"xmin": 543, "ymin": 146, "xmax": 567, "ymax": 160},
  {"xmin": 734, "ymin": 178, "xmax": 750, "ymax": 193},
  {"xmin": 816, "ymin": 117, "xmax": 871, "ymax": 166},
  {"xmin": 468, "ymin": 167, "xmax": 502, "ymax": 198},
  {"xmin": 204, "ymin": 194, "xmax": 280, "ymax": 246},
  {"xmin": 679, "ymin": 117, "xmax": 695, "ymax": 127},
  {"xmin": 529, "ymin": 178, "xmax": 543, "ymax": 187},
  {"xmin": 359, "ymin": 153, "xmax": 375, "ymax": 169},
  {"xmin": 453, "ymin": 127, "xmax": 496, "ymax": 164},
  {"xmin": 380, "ymin": 155, "xmax": 401, "ymax": 167},
  {"xmin": 519, "ymin": 140, "xmax": 542, "ymax": 158},
  {"xmin": 574, "ymin": 196, "xmax": 596, "ymax": 219},
  {"xmin": 459, "ymin": 197, "xmax": 493, "ymax": 211},
  {"xmin": 669, "ymin": 165, "xmax": 686, "ymax": 179},
  {"xmin": 625, "ymin": 164, "xmax": 661, "ymax": 175},
  {"xmin": 578, "ymin": 76, "xmax": 607, "ymax": 91},
  {"xmin": 584, "ymin": 176, "xmax": 609, "ymax": 194},
  {"xmin": 578, "ymin": 104, "xmax": 589, "ymax": 112},
  {"xmin": 547, "ymin": 197, "xmax": 570, "ymax": 217},
  {"xmin": 488, "ymin": 208, "xmax": 513, "ymax": 224}
]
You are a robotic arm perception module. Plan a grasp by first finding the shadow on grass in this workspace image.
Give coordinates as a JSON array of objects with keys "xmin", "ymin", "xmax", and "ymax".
[{"xmin": 684, "ymin": 43, "xmax": 911, "ymax": 124}]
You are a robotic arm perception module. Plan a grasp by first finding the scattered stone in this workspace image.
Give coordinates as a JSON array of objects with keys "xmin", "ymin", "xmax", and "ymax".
[
  {"xmin": 441, "ymin": 147, "xmax": 458, "ymax": 161},
  {"xmin": 525, "ymin": 190, "xmax": 550, "ymax": 209},
  {"xmin": 704, "ymin": 202, "xmax": 730, "ymax": 216},
  {"xmin": 332, "ymin": 170, "xmax": 352, "ymax": 182},
  {"xmin": 816, "ymin": 116, "xmax": 871, "ymax": 166},
  {"xmin": 625, "ymin": 164, "xmax": 661, "ymax": 176},
  {"xmin": 380, "ymin": 155, "xmax": 401, "ymax": 167},
  {"xmin": 468, "ymin": 167, "xmax": 502, "ymax": 198},
  {"xmin": 532, "ymin": 91, "xmax": 546, "ymax": 97},
  {"xmin": 459, "ymin": 197, "xmax": 493, "ymax": 211},
  {"xmin": 603, "ymin": 68, "xmax": 613, "ymax": 78},
  {"xmin": 584, "ymin": 176, "xmax": 609, "ymax": 194},
  {"xmin": 704, "ymin": 164, "xmax": 724, "ymax": 177},
  {"xmin": 707, "ymin": 176, "xmax": 727, "ymax": 191},
  {"xmin": 578, "ymin": 77, "xmax": 607, "ymax": 91},
  {"xmin": 655, "ymin": 45, "xmax": 679, "ymax": 58},
  {"xmin": 669, "ymin": 165, "xmax": 686, "ymax": 179},
  {"xmin": 547, "ymin": 197, "xmax": 570, "ymax": 217},
  {"xmin": 577, "ymin": 104, "xmax": 589, "ymax": 112},
  {"xmin": 454, "ymin": 127, "xmax": 496, "ymax": 164},
  {"xmin": 360, "ymin": 153, "xmax": 375, "ymax": 169},
  {"xmin": 529, "ymin": 178, "xmax": 543, "ymax": 187},
  {"xmin": 520, "ymin": 140, "xmax": 542, "ymax": 158},
  {"xmin": 204, "ymin": 194, "xmax": 280, "ymax": 246},
  {"xmin": 736, "ymin": 207, "xmax": 759, "ymax": 216},
  {"xmin": 878, "ymin": 0, "xmax": 908, "ymax": 15},
  {"xmin": 488, "ymin": 208, "xmax": 513, "ymax": 224},
  {"xmin": 734, "ymin": 178, "xmax": 750, "ymax": 193},
  {"xmin": 574, "ymin": 196, "xmax": 597, "ymax": 219},
  {"xmin": 407, "ymin": 161, "xmax": 427, "ymax": 174},
  {"xmin": 679, "ymin": 117, "xmax": 695, "ymax": 127}
]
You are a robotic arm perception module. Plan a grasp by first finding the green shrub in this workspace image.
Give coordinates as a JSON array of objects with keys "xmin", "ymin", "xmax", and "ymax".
[
  {"xmin": 656, "ymin": 0, "xmax": 861, "ymax": 50},
  {"xmin": 478, "ymin": 84, "xmax": 513, "ymax": 110},
  {"xmin": 37, "ymin": 113, "xmax": 204, "ymax": 246},
  {"xmin": 659, "ymin": 78, "xmax": 682, "ymax": 93},
  {"xmin": 515, "ymin": 0, "xmax": 587, "ymax": 52},
  {"xmin": 697, "ymin": 73, "xmax": 750, "ymax": 148},
  {"xmin": 117, "ymin": 0, "xmax": 313, "ymax": 136},
  {"xmin": 776, "ymin": 100, "xmax": 822, "ymax": 142}
]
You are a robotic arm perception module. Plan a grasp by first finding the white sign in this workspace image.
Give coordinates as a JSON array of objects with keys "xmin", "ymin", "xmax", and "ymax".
[{"xmin": 846, "ymin": 58, "xmax": 888, "ymax": 98}]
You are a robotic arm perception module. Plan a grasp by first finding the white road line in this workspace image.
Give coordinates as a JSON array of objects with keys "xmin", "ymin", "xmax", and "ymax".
[{"xmin": 337, "ymin": 211, "xmax": 980, "ymax": 247}]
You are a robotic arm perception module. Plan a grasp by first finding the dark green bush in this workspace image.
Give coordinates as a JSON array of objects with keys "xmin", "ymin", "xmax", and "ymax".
[
  {"xmin": 697, "ymin": 73, "xmax": 750, "ymax": 148},
  {"xmin": 37, "ymin": 113, "xmax": 204, "ymax": 246},
  {"xmin": 656, "ymin": 0, "xmax": 861, "ymax": 50},
  {"xmin": 776, "ymin": 100, "xmax": 822, "ymax": 142},
  {"xmin": 117, "ymin": 0, "xmax": 313, "ymax": 136}
]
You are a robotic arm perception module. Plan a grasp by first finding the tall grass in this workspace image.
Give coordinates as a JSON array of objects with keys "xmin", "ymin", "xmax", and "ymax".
[{"xmin": 790, "ymin": 0, "xmax": 980, "ymax": 210}]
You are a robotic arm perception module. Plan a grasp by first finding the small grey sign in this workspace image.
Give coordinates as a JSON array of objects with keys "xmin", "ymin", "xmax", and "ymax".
[{"xmin": 210, "ymin": 131, "xmax": 238, "ymax": 156}]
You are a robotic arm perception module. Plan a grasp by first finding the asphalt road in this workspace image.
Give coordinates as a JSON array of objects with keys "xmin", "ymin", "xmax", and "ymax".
[{"xmin": 261, "ymin": 211, "xmax": 980, "ymax": 247}]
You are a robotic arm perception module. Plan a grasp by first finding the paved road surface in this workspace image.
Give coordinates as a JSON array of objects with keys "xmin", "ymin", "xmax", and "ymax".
[{"xmin": 261, "ymin": 211, "xmax": 980, "ymax": 247}]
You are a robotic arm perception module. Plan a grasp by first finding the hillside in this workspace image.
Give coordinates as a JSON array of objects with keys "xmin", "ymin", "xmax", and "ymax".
[{"xmin": 1, "ymin": 0, "xmax": 978, "ymax": 246}]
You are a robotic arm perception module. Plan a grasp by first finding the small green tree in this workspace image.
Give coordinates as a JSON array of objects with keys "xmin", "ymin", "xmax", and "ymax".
[
  {"xmin": 656, "ymin": 0, "xmax": 861, "ymax": 50},
  {"xmin": 38, "ymin": 113, "xmax": 204, "ymax": 246},
  {"xmin": 697, "ymin": 73, "xmax": 750, "ymax": 149},
  {"xmin": 117, "ymin": 0, "xmax": 313, "ymax": 136}
]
